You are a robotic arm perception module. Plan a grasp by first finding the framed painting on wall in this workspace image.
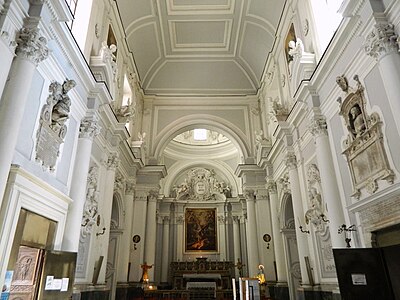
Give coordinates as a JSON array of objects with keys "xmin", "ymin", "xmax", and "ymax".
[{"xmin": 185, "ymin": 208, "xmax": 217, "ymax": 252}]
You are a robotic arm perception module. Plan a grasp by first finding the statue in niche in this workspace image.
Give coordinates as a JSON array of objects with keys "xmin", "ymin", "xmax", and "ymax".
[
  {"xmin": 337, "ymin": 74, "xmax": 395, "ymax": 198},
  {"xmin": 349, "ymin": 104, "xmax": 366, "ymax": 138},
  {"xmin": 305, "ymin": 187, "xmax": 323, "ymax": 225}
]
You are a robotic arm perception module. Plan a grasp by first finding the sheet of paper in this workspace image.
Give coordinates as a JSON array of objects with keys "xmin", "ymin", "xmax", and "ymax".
[{"xmin": 61, "ymin": 278, "xmax": 69, "ymax": 292}]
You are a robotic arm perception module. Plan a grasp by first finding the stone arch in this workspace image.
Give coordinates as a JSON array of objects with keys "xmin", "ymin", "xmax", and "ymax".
[{"xmin": 151, "ymin": 114, "xmax": 252, "ymax": 162}]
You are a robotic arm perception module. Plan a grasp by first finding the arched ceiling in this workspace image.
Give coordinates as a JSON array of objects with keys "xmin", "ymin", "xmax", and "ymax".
[{"xmin": 116, "ymin": 0, "xmax": 286, "ymax": 96}]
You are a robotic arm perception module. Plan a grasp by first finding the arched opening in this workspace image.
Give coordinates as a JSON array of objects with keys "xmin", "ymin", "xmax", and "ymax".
[{"xmin": 280, "ymin": 193, "xmax": 301, "ymax": 300}]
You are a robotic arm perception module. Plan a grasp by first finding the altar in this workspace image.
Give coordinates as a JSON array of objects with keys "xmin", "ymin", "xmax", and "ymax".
[{"xmin": 170, "ymin": 260, "xmax": 234, "ymax": 290}]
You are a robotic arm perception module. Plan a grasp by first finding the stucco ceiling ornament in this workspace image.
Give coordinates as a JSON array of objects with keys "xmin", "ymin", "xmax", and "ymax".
[
  {"xmin": 173, "ymin": 168, "xmax": 230, "ymax": 201},
  {"xmin": 337, "ymin": 74, "xmax": 395, "ymax": 199}
]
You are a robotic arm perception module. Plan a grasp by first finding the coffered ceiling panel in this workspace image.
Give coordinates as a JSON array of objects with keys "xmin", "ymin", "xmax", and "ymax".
[{"xmin": 116, "ymin": 0, "xmax": 287, "ymax": 96}]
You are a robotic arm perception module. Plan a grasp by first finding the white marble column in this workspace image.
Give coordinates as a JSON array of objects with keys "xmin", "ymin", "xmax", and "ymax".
[
  {"xmin": 0, "ymin": 19, "xmax": 48, "ymax": 206},
  {"xmin": 99, "ymin": 153, "xmax": 119, "ymax": 284},
  {"xmin": 364, "ymin": 22, "xmax": 400, "ymax": 134},
  {"xmin": 0, "ymin": 33, "xmax": 15, "ymax": 100},
  {"xmin": 144, "ymin": 190, "xmax": 158, "ymax": 282},
  {"xmin": 232, "ymin": 216, "xmax": 242, "ymax": 279},
  {"xmin": 311, "ymin": 115, "xmax": 347, "ymax": 248},
  {"xmin": 129, "ymin": 190, "xmax": 148, "ymax": 282},
  {"xmin": 267, "ymin": 180, "xmax": 288, "ymax": 283},
  {"xmin": 117, "ymin": 181, "xmax": 135, "ymax": 282},
  {"xmin": 285, "ymin": 152, "xmax": 311, "ymax": 285},
  {"xmin": 161, "ymin": 216, "xmax": 170, "ymax": 283},
  {"xmin": 244, "ymin": 190, "xmax": 260, "ymax": 277},
  {"xmin": 218, "ymin": 214, "xmax": 227, "ymax": 260},
  {"xmin": 62, "ymin": 116, "xmax": 99, "ymax": 252}
]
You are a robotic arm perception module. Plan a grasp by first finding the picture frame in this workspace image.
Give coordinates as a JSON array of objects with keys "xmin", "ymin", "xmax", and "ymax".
[{"xmin": 185, "ymin": 208, "xmax": 217, "ymax": 253}]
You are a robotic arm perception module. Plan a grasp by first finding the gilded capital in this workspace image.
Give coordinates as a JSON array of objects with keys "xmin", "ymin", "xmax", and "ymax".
[
  {"xmin": 15, "ymin": 26, "xmax": 48, "ymax": 65},
  {"xmin": 364, "ymin": 23, "xmax": 398, "ymax": 60}
]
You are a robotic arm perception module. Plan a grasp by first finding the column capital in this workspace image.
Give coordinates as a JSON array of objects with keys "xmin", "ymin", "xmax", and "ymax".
[
  {"xmin": 125, "ymin": 180, "xmax": 135, "ymax": 195},
  {"xmin": 285, "ymin": 152, "xmax": 297, "ymax": 170},
  {"xmin": 232, "ymin": 215, "xmax": 241, "ymax": 224},
  {"xmin": 243, "ymin": 189, "xmax": 255, "ymax": 201},
  {"xmin": 148, "ymin": 189, "xmax": 159, "ymax": 202},
  {"xmin": 104, "ymin": 153, "xmax": 119, "ymax": 170},
  {"xmin": 162, "ymin": 216, "xmax": 170, "ymax": 224},
  {"xmin": 310, "ymin": 114, "xmax": 328, "ymax": 137},
  {"xmin": 15, "ymin": 21, "xmax": 48, "ymax": 65},
  {"xmin": 79, "ymin": 115, "xmax": 100, "ymax": 139},
  {"xmin": 364, "ymin": 23, "xmax": 399, "ymax": 60},
  {"xmin": 266, "ymin": 180, "xmax": 277, "ymax": 194}
]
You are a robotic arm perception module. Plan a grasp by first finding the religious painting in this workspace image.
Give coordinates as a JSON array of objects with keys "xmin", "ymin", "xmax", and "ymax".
[{"xmin": 185, "ymin": 208, "xmax": 217, "ymax": 252}]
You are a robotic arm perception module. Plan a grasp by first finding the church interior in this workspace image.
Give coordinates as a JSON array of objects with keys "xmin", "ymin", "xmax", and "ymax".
[{"xmin": 0, "ymin": 0, "xmax": 400, "ymax": 299}]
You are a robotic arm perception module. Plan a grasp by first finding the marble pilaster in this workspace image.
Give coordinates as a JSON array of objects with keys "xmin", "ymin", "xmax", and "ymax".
[
  {"xmin": 244, "ymin": 189, "xmax": 260, "ymax": 277},
  {"xmin": 116, "ymin": 180, "xmax": 135, "ymax": 283},
  {"xmin": 267, "ymin": 180, "xmax": 288, "ymax": 283},
  {"xmin": 311, "ymin": 114, "xmax": 346, "ymax": 248},
  {"xmin": 144, "ymin": 190, "xmax": 158, "ymax": 282},
  {"xmin": 285, "ymin": 152, "xmax": 311, "ymax": 285},
  {"xmin": 161, "ymin": 216, "xmax": 170, "ymax": 283}
]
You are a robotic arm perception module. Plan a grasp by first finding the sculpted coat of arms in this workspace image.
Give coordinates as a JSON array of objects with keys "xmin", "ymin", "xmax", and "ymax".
[{"xmin": 173, "ymin": 168, "xmax": 231, "ymax": 201}]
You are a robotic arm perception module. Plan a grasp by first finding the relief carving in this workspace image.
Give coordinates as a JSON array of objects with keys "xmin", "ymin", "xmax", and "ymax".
[
  {"xmin": 35, "ymin": 79, "xmax": 76, "ymax": 171},
  {"xmin": 337, "ymin": 74, "xmax": 395, "ymax": 198},
  {"xmin": 173, "ymin": 168, "xmax": 231, "ymax": 201}
]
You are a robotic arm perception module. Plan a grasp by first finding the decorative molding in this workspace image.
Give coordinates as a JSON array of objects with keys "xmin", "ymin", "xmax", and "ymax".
[
  {"xmin": 364, "ymin": 23, "xmax": 398, "ymax": 60},
  {"xmin": 278, "ymin": 173, "xmax": 290, "ymax": 194}
]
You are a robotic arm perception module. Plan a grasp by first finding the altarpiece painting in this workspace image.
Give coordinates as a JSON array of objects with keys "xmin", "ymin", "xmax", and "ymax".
[{"xmin": 185, "ymin": 208, "xmax": 217, "ymax": 252}]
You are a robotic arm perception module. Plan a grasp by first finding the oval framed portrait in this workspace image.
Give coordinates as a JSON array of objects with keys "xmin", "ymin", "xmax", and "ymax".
[
  {"xmin": 132, "ymin": 234, "xmax": 141, "ymax": 243},
  {"xmin": 263, "ymin": 233, "xmax": 271, "ymax": 243}
]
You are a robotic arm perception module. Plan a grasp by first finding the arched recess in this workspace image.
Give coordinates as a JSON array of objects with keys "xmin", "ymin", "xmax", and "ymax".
[
  {"xmin": 110, "ymin": 192, "xmax": 125, "ymax": 230},
  {"xmin": 280, "ymin": 192, "xmax": 295, "ymax": 230},
  {"xmin": 162, "ymin": 160, "xmax": 241, "ymax": 197},
  {"xmin": 279, "ymin": 192, "xmax": 301, "ymax": 300},
  {"xmin": 151, "ymin": 114, "xmax": 252, "ymax": 163}
]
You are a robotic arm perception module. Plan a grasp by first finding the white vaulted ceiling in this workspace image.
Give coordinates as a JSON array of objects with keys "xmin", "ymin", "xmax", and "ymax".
[{"xmin": 116, "ymin": 0, "xmax": 286, "ymax": 96}]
